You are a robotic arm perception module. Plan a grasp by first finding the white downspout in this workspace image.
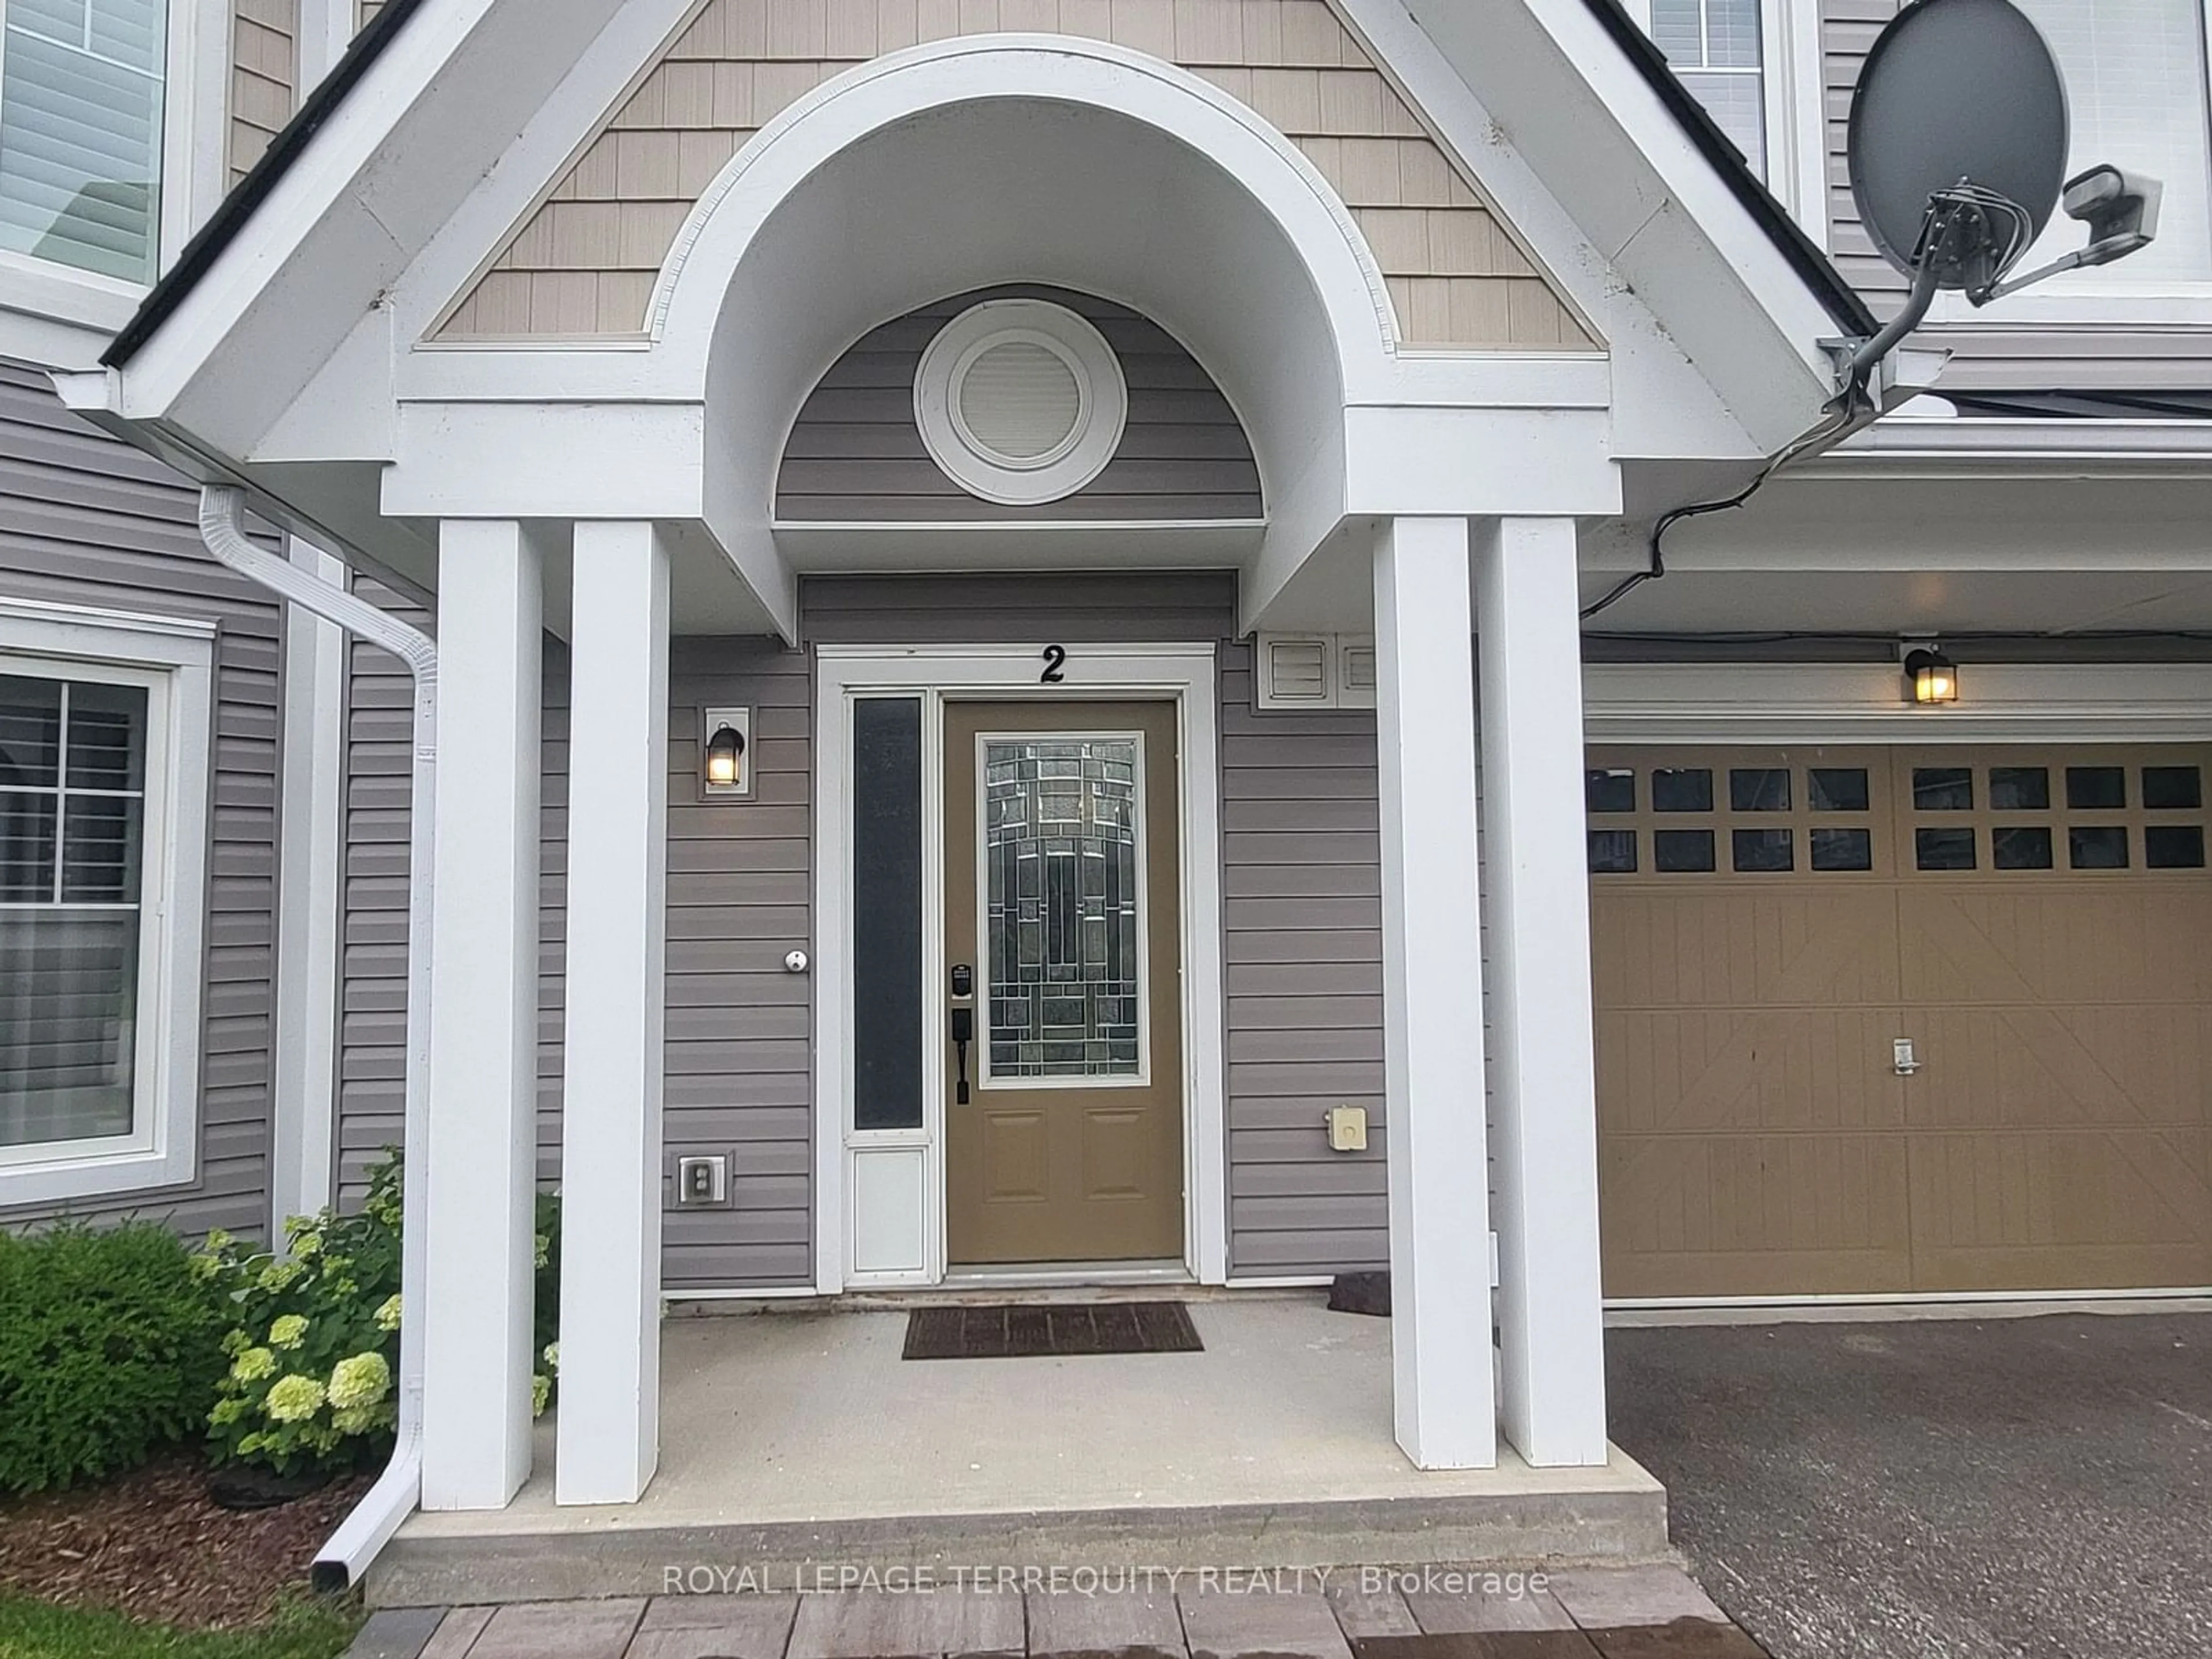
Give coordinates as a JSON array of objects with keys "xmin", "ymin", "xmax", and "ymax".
[{"xmin": 198, "ymin": 487, "xmax": 437, "ymax": 1590}]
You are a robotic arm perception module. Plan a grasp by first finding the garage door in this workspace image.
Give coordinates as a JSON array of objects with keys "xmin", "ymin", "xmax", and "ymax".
[{"xmin": 1588, "ymin": 744, "xmax": 2212, "ymax": 1298}]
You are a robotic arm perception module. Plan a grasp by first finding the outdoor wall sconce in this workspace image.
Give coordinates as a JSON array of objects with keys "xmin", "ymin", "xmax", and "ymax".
[
  {"xmin": 701, "ymin": 706, "xmax": 752, "ymax": 797},
  {"xmin": 1903, "ymin": 646, "xmax": 1960, "ymax": 706}
]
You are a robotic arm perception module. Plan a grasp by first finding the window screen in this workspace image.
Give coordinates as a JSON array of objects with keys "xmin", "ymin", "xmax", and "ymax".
[
  {"xmin": 0, "ymin": 0, "xmax": 168, "ymax": 283},
  {"xmin": 0, "ymin": 673, "xmax": 147, "ymax": 1149},
  {"xmin": 2011, "ymin": 0, "xmax": 2212, "ymax": 283},
  {"xmin": 1652, "ymin": 0, "xmax": 1766, "ymax": 178}
]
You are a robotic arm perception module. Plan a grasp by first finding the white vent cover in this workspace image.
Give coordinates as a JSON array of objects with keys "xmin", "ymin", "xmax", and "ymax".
[
  {"xmin": 915, "ymin": 300, "xmax": 1128, "ymax": 506},
  {"xmin": 958, "ymin": 341, "xmax": 1083, "ymax": 461},
  {"xmin": 1255, "ymin": 634, "xmax": 1377, "ymax": 711},
  {"xmin": 1262, "ymin": 637, "xmax": 1332, "ymax": 706}
]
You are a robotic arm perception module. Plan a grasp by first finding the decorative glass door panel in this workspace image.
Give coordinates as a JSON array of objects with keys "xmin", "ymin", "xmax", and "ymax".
[{"xmin": 982, "ymin": 736, "xmax": 1144, "ymax": 1083}]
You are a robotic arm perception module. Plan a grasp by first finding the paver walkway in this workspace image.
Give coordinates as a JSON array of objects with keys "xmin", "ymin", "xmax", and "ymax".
[{"xmin": 349, "ymin": 1565, "xmax": 1770, "ymax": 1658}]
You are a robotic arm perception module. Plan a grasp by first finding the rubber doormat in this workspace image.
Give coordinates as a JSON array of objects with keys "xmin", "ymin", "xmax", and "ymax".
[{"xmin": 902, "ymin": 1301, "xmax": 1203, "ymax": 1359}]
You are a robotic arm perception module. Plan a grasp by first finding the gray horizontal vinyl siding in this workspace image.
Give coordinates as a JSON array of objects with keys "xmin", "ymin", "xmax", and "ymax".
[
  {"xmin": 338, "ymin": 612, "xmax": 813, "ymax": 1288},
  {"xmin": 337, "ymin": 598, "xmax": 567, "ymax": 1202},
  {"xmin": 662, "ymin": 638, "xmax": 814, "ymax": 1290},
  {"xmin": 339, "ymin": 570, "xmax": 1389, "ymax": 1288},
  {"xmin": 1218, "ymin": 642, "xmax": 1387, "ymax": 1277},
  {"xmin": 1823, "ymin": 0, "xmax": 2212, "ymax": 391},
  {"xmin": 0, "ymin": 359, "xmax": 280, "ymax": 1243},
  {"xmin": 776, "ymin": 289, "xmax": 1263, "ymax": 524}
]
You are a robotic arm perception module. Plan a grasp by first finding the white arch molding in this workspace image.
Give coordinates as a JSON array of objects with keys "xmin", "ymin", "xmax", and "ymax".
[{"xmin": 657, "ymin": 37, "xmax": 1398, "ymax": 638}]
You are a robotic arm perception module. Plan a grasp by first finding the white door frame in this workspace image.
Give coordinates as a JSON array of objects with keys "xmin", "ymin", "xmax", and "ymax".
[{"xmin": 813, "ymin": 643, "xmax": 1228, "ymax": 1292}]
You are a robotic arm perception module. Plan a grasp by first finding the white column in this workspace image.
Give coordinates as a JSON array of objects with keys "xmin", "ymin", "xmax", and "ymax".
[
  {"xmin": 421, "ymin": 520, "xmax": 544, "ymax": 1512},
  {"xmin": 1476, "ymin": 516, "xmax": 1608, "ymax": 1468},
  {"xmin": 555, "ymin": 522, "xmax": 672, "ymax": 1505},
  {"xmin": 1374, "ymin": 515, "xmax": 1498, "ymax": 1471},
  {"xmin": 270, "ymin": 539, "xmax": 347, "ymax": 1234}
]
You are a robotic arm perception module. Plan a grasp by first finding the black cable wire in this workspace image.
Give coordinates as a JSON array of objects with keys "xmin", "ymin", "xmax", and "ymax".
[{"xmin": 1581, "ymin": 386, "xmax": 1870, "ymax": 622}]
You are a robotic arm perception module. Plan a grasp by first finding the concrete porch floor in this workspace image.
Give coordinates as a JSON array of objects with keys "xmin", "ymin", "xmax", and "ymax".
[{"xmin": 373, "ymin": 1296, "xmax": 1665, "ymax": 1607}]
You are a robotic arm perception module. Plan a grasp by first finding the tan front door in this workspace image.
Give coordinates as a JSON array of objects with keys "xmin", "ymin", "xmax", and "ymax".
[
  {"xmin": 944, "ymin": 702, "xmax": 1185, "ymax": 1264},
  {"xmin": 1590, "ymin": 744, "xmax": 2212, "ymax": 1297}
]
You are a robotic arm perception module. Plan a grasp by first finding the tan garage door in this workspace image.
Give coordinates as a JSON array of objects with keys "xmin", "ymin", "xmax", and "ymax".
[{"xmin": 1588, "ymin": 744, "xmax": 2212, "ymax": 1298}]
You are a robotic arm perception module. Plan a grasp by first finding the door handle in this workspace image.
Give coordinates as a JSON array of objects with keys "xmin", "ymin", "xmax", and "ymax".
[
  {"xmin": 950, "ymin": 964, "xmax": 975, "ymax": 1104},
  {"xmin": 1892, "ymin": 1037, "xmax": 1921, "ymax": 1077}
]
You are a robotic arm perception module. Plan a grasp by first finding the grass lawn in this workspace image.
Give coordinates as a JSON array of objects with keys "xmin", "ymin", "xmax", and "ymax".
[{"xmin": 0, "ymin": 1596, "xmax": 359, "ymax": 1659}]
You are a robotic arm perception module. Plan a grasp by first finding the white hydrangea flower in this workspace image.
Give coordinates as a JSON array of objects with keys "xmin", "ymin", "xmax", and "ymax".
[
  {"xmin": 328, "ymin": 1352, "xmax": 392, "ymax": 1411},
  {"xmin": 264, "ymin": 1374, "xmax": 326, "ymax": 1423}
]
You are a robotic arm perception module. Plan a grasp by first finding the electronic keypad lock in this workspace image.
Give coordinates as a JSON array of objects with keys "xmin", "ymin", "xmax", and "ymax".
[{"xmin": 950, "ymin": 964, "xmax": 975, "ymax": 1104}]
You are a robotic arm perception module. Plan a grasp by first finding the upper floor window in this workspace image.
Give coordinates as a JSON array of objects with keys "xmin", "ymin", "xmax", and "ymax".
[
  {"xmin": 0, "ymin": 0, "xmax": 169, "ymax": 285},
  {"xmin": 2013, "ymin": 0, "xmax": 2212, "ymax": 285},
  {"xmin": 1652, "ymin": 0, "xmax": 1768, "ymax": 179}
]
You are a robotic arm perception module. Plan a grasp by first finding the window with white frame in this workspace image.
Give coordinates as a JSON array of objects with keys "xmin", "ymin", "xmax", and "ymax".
[
  {"xmin": 1651, "ymin": 0, "xmax": 1768, "ymax": 179},
  {"xmin": 0, "ymin": 602, "xmax": 210, "ymax": 1203},
  {"xmin": 2012, "ymin": 0, "xmax": 2212, "ymax": 285},
  {"xmin": 0, "ymin": 0, "xmax": 171, "ymax": 285}
]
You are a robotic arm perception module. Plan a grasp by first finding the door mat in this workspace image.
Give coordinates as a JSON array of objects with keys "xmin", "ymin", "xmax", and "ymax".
[{"xmin": 902, "ymin": 1301, "xmax": 1203, "ymax": 1359}]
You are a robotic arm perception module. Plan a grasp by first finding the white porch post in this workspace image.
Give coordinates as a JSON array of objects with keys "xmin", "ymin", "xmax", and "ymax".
[
  {"xmin": 555, "ymin": 522, "xmax": 672, "ymax": 1505},
  {"xmin": 422, "ymin": 520, "xmax": 545, "ymax": 1510},
  {"xmin": 1476, "ymin": 516, "xmax": 1608, "ymax": 1467},
  {"xmin": 1373, "ymin": 514, "xmax": 1498, "ymax": 1471}
]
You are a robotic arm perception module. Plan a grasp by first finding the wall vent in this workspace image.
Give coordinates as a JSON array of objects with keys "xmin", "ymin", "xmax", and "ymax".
[
  {"xmin": 1255, "ymin": 633, "xmax": 1376, "ymax": 711},
  {"xmin": 1260, "ymin": 636, "xmax": 1332, "ymax": 707}
]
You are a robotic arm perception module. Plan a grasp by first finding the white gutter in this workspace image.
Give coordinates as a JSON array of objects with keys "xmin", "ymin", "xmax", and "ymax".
[{"xmin": 197, "ymin": 486, "xmax": 437, "ymax": 1590}]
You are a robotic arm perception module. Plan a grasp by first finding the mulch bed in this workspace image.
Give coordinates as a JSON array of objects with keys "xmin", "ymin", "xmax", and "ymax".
[{"xmin": 0, "ymin": 1452, "xmax": 372, "ymax": 1630}]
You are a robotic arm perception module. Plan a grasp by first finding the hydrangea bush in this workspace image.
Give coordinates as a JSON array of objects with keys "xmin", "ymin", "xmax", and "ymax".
[{"xmin": 196, "ymin": 1152, "xmax": 562, "ymax": 1476}]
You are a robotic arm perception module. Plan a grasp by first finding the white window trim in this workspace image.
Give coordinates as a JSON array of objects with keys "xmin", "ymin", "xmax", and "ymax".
[
  {"xmin": 0, "ymin": 0, "xmax": 228, "ymax": 363},
  {"xmin": 1620, "ymin": 0, "xmax": 1825, "ymax": 235},
  {"xmin": 0, "ymin": 597, "xmax": 213, "ymax": 1207}
]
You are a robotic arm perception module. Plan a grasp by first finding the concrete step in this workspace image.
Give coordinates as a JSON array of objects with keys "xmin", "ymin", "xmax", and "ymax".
[{"xmin": 368, "ymin": 1483, "xmax": 1670, "ymax": 1608}]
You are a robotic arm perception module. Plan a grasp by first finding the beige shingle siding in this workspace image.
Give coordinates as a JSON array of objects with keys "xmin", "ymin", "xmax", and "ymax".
[
  {"xmin": 439, "ymin": 0, "xmax": 1596, "ymax": 349},
  {"xmin": 230, "ymin": 0, "xmax": 298, "ymax": 186},
  {"xmin": 358, "ymin": 0, "xmax": 384, "ymax": 31}
]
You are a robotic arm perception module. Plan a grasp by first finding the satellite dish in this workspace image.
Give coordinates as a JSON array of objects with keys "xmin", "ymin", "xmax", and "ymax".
[{"xmin": 1849, "ymin": 0, "xmax": 2069, "ymax": 292}]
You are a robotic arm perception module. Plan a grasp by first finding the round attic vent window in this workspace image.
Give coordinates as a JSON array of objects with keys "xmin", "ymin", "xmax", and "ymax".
[{"xmin": 915, "ymin": 300, "xmax": 1128, "ymax": 506}]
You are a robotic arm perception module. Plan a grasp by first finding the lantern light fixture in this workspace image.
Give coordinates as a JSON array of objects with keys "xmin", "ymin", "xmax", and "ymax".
[
  {"xmin": 701, "ymin": 706, "xmax": 752, "ymax": 796},
  {"xmin": 1903, "ymin": 645, "xmax": 1960, "ymax": 706}
]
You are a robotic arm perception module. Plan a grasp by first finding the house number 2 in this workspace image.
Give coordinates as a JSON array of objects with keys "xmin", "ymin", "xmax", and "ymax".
[{"xmin": 1040, "ymin": 644, "xmax": 1067, "ymax": 683}]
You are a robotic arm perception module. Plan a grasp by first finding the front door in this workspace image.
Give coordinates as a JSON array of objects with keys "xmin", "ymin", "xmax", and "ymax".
[{"xmin": 944, "ymin": 702, "xmax": 1185, "ymax": 1264}]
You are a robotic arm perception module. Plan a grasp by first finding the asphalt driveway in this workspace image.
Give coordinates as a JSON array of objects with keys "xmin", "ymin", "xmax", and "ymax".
[{"xmin": 1607, "ymin": 1312, "xmax": 2212, "ymax": 1658}]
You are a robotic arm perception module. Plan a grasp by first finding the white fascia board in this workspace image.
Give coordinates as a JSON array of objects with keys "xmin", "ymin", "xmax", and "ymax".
[
  {"xmin": 1585, "ymin": 662, "xmax": 2212, "ymax": 746},
  {"xmin": 1343, "ymin": 404, "xmax": 1620, "ymax": 517},
  {"xmin": 1820, "ymin": 417, "xmax": 2212, "ymax": 475},
  {"xmin": 380, "ymin": 402, "xmax": 706, "ymax": 519},
  {"xmin": 1340, "ymin": 0, "xmax": 1758, "ymax": 465},
  {"xmin": 1402, "ymin": 0, "xmax": 1839, "ymax": 450},
  {"xmin": 388, "ymin": 0, "xmax": 700, "ymax": 346},
  {"xmin": 256, "ymin": 305, "xmax": 398, "ymax": 464},
  {"xmin": 772, "ymin": 521, "xmax": 1268, "ymax": 570},
  {"xmin": 116, "ymin": 0, "xmax": 639, "ymax": 443}
]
